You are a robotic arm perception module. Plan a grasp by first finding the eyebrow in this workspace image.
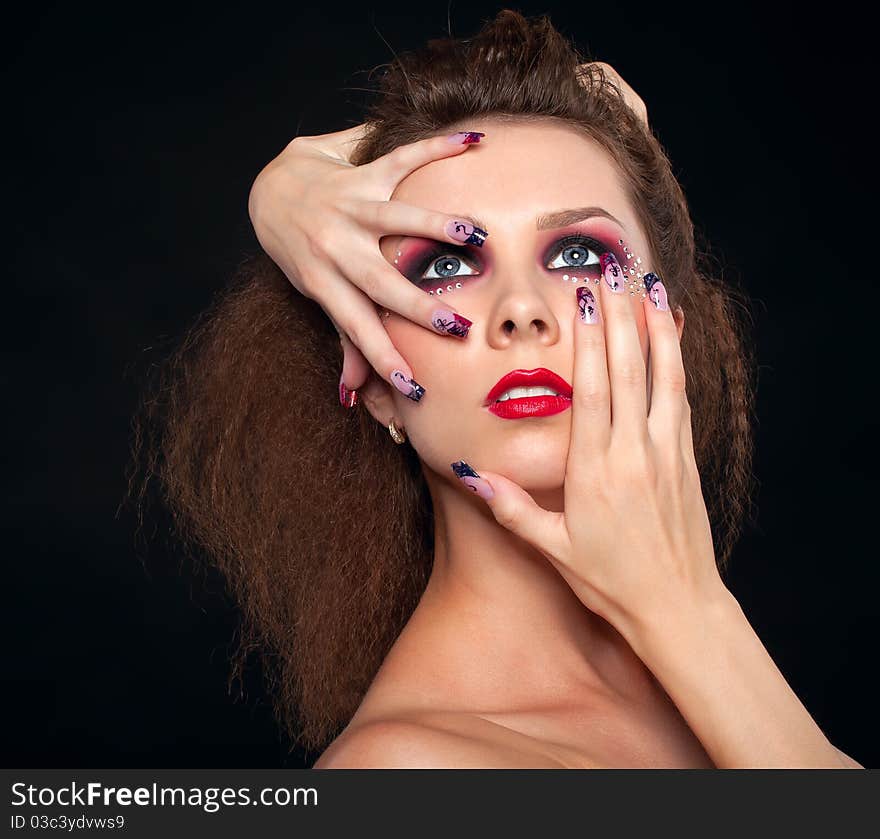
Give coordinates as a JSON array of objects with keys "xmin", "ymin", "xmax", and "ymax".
[
  {"xmin": 536, "ymin": 206, "xmax": 624, "ymax": 231},
  {"xmin": 456, "ymin": 206, "xmax": 625, "ymax": 233}
]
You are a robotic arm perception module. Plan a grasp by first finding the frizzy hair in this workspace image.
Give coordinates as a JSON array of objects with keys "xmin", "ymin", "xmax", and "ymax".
[{"xmin": 125, "ymin": 9, "xmax": 757, "ymax": 754}]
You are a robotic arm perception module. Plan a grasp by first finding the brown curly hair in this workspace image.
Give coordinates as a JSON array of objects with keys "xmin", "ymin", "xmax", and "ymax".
[{"xmin": 125, "ymin": 9, "xmax": 757, "ymax": 755}]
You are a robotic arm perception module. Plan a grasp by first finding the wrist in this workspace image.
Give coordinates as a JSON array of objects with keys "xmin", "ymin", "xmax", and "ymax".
[{"xmin": 621, "ymin": 576, "xmax": 741, "ymax": 665}]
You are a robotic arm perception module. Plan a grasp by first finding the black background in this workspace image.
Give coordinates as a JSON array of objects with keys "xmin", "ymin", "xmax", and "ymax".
[{"xmin": 5, "ymin": 1, "xmax": 876, "ymax": 769}]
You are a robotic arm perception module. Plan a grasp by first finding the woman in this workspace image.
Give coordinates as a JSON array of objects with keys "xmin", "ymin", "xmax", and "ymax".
[{"xmin": 131, "ymin": 10, "xmax": 862, "ymax": 767}]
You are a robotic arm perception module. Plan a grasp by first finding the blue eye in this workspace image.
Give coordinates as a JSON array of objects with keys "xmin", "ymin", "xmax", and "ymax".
[
  {"xmin": 420, "ymin": 252, "xmax": 480, "ymax": 282},
  {"xmin": 545, "ymin": 235, "xmax": 603, "ymax": 271}
]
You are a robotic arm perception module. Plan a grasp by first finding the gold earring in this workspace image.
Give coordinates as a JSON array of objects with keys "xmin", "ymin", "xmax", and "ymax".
[{"xmin": 388, "ymin": 418, "xmax": 407, "ymax": 444}]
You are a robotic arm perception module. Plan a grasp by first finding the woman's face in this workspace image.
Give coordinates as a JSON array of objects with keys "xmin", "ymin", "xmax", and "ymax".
[{"xmin": 376, "ymin": 118, "xmax": 655, "ymax": 494}]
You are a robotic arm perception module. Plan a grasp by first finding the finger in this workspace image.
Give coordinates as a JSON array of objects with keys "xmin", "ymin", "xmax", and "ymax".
[
  {"xmin": 365, "ymin": 131, "xmax": 485, "ymax": 194},
  {"xmin": 341, "ymin": 240, "xmax": 476, "ymax": 340},
  {"xmin": 570, "ymin": 284, "xmax": 611, "ymax": 457},
  {"xmin": 642, "ymin": 273, "xmax": 686, "ymax": 438},
  {"xmin": 449, "ymin": 461, "xmax": 568, "ymax": 560},
  {"xmin": 325, "ymin": 312, "xmax": 370, "ymax": 403},
  {"xmin": 310, "ymin": 266, "xmax": 425, "ymax": 400},
  {"xmin": 357, "ymin": 198, "xmax": 489, "ymax": 250},
  {"xmin": 598, "ymin": 251, "xmax": 648, "ymax": 441},
  {"xmin": 338, "ymin": 332, "xmax": 370, "ymax": 407}
]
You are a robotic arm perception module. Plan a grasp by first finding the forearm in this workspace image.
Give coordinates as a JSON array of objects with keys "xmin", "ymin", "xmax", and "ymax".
[{"xmin": 625, "ymin": 586, "xmax": 862, "ymax": 768}]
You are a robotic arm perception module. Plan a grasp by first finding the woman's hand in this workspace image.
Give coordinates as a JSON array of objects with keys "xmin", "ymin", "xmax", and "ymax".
[
  {"xmin": 451, "ymin": 262, "xmax": 727, "ymax": 642},
  {"xmin": 248, "ymin": 125, "xmax": 487, "ymax": 406}
]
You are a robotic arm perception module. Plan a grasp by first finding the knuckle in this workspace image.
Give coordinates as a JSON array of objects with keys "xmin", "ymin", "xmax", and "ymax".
[
  {"xmin": 363, "ymin": 200, "xmax": 385, "ymax": 228},
  {"xmin": 617, "ymin": 361, "xmax": 646, "ymax": 387},
  {"xmin": 308, "ymin": 218, "xmax": 339, "ymax": 257},
  {"xmin": 358, "ymin": 264, "xmax": 383, "ymax": 299},
  {"xmin": 657, "ymin": 369, "xmax": 687, "ymax": 394},
  {"xmin": 574, "ymin": 381, "xmax": 607, "ymax": 413},
  {"xmin": 494, "ymin": 502, "xmax": 519, "ymax": 532}
]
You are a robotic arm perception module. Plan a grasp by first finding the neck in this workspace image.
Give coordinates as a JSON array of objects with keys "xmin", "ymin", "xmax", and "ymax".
[{"xmin": 376, "ymin": 465, "xmax": 657, "ymax": 714}]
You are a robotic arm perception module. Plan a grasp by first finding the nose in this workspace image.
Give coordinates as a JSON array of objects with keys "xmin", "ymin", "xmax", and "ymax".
[{"xmin": 484, "ymin": 260, "xmax": 562, "ymax": 350}]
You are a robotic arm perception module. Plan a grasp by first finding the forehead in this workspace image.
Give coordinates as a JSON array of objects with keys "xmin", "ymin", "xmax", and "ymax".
[{"xmin": 390, "ymin": 118, "xmax": 638, "ymax": 233}]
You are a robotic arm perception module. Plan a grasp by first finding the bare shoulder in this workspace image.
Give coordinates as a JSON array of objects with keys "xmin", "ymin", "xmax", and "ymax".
[
  {"xmin": 833, "ymin": 746, "xmax": 865, "ymax": 769},
  {"xmin": 312, "ymin": 714, "xmax": 566, "ymax": 769}
]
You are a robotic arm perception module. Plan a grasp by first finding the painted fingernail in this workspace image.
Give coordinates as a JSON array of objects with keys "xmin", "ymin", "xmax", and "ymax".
[
  {"xmin": 391, "ymin": 369, "xmax": 426, "ymax": 402},
  {"xmin": 451, "ymin": 460, "xmax": 495, "ymax": 500},
  {"xmin": 431, "ymin": 308, "xmax": 473, "ymax": 338},
  {"xmin": 576, "ymin": 286, "xmax": 599, "ymax": 325},
  {"xmin": 445, "ymin": 219, "xmax": 489, "ymax": 247},
  {"xmin": 600, "ymin": 252, "xmax": 624, "ymax": 293},
  {"xmin": 446, "ymin": 131, "xmax": 485, "ymax": 144},
  {"xmin": 643, "ymin": 273, "xmax": 669, "ymax": 311},
  {"xmin": 339, "ymin": 372, "xmax": 358, "ymax": 409}
]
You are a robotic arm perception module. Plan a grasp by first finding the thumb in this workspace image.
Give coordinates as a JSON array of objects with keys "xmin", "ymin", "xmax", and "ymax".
[{"xmin": 450, "ymin": 461, "xmax": 567, "ymax": 561}]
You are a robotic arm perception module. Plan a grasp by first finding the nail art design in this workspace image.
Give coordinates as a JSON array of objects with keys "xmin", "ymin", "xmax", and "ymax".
[
  {"xmin": 391, "ymin": 370, "xmax": 426, "ymax": 402},
  {"xmin": 576, "ymin": 286, "xmax": 598, "ymax": 324},
  {"xmin": 447, "ymin": 131, "xmax": 485, "ymax": 145},
  {"xmin": 445, "ymin": 219, "xmax": 488, "ymax": 247},
  {"xmin": 643, "ymin": 272, "xmax": 669, "ymax": 311},
  {"xmin": 450, "ymin": 460, "xmax": 495, "ymax": 500},
  {"xmin": 339, "ymin": 372, "xmax": 358, "ymax": 408},
  {"xmin": 431, "ymin": 308, "xmax": 473, "ymax": 338},
  {"xmin": 600, "ymin": 252, "xmax": 624, "ymax": 293}
]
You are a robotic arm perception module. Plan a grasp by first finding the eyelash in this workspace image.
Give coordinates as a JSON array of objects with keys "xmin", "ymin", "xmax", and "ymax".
[{"xmin": 413, "ymin": 234, "xmax": 608, "ymax": 286}]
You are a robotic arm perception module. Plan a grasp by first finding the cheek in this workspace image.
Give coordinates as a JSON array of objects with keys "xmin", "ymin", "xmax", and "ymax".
[
  {"xmin": 385, "ymin": 316, "xmax": 472, "ymax": 416},
  {"xmin": 384, "ymin": 316, "xmax": 459, "ymax": 402}
]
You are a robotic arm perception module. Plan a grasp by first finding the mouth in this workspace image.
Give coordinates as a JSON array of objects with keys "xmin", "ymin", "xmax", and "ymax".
[{"xmin": 484, "ymin": 368, "xmax": 573, "ymax": 419}]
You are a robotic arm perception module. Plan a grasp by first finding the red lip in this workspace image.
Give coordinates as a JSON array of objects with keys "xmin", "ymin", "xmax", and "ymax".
[{"xmin": 484, "ymin": 368, "xmax": 573, "ymax": 406}]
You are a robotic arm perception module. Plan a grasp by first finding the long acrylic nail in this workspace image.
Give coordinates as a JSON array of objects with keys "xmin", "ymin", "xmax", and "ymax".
[
  {"xmin": 339, "ymin": 372, "xmax": 358, "ymax": 408},
  {"xmin": 451, "ymin": 460, "xmax": 495, "ymax": 500},
  {"xmin": 643, "ymin": 273, "xmax": 669, "ymax": 311},
  {"xmin": 431, "ymin": 308, "xmax": 473, "ymax": 338},
  {"xmin": 445, "ymin": 219, "xmax": 489, "ymax": 247},
  {"xmin": 600, "ymin": 252, "xmax": 624, "ymax": 293},
  {"xmin": 576, "ymin": 286, "xmax": 599, "ymax": 325},
  {"xmin": 391, "ymin": 369, "xmax": 426, "ymax": 402},
  {"xmin": 446, "ymin": 131, "xmax": 485, "ymax": 145}
]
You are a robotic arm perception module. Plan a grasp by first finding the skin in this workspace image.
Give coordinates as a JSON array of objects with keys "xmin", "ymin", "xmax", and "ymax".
[
  {"xmin": 315, "ymin": 118, "xmax": 862, "ymax": 769},
  {"xmin": 316, "ymin": 118, "xmax": 709, "ymax": 768}
]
